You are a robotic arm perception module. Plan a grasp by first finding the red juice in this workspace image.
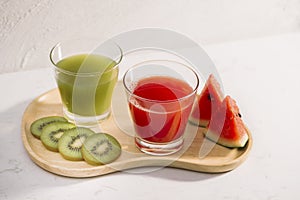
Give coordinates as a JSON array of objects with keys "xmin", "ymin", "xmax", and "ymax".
[{"xmin": 129, "ymin": 76, "xmax": 194, "ymax": 143}]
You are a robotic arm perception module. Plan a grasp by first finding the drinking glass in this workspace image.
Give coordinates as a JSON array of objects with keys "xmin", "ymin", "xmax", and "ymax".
[
  {"xmin": 50, "ymin": 39, "xmax": 122, "ymax": 126},
  {"xmin": 123, "ymin": 60, "xmax": 199, "ymax": 155}
]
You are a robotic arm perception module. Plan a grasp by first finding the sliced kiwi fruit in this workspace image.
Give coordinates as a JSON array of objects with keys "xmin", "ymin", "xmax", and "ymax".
[
  {"xmin": 40, "ymin": 122, "xmax": 76, "ymax": 152},
  {"xmin": 30, "ymin": 116, "xmax": 67, "ymax": 139},
  {"xmin": 58, "ymin": 127, "xmax": 95, "ymax": 161},
  {"xmin": 82, "ymin": 133, "xmax": 121, "ymax": 165}
]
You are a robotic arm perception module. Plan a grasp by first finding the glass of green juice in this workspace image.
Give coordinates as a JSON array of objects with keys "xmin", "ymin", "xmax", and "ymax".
[{"xmin": 50, "ymin": 39, "xmax": 123, "ymax": 126}]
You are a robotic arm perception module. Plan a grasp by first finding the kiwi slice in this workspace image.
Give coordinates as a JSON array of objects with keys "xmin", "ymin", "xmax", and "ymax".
[
  {"xmin": 82, "ymin": 133, "xmax": 121, "ymax": 165},
  {"xmin": 40, "ymin": 122, "xmax": 75, "ymax": 152},
  {"xmin": 30, "ymin": 116, "xmax": 67, "ymax": 139},
  {"xmin": 58, "ymin": 127, "xmax": 95, "ymax": 161}
]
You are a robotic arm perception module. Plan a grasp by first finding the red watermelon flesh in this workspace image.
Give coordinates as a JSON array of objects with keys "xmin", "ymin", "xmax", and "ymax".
[
  {"xmin": 190, "ymin": 74, "xmax": 224, "ymax": 127},
  {"xmin": 205, "ymin": 96, "xmax": 249, "ymax": 148}
]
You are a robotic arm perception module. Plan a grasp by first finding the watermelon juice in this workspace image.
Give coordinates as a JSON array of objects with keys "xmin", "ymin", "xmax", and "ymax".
[
  {"xmin": 129, "ymin": 76, "xmax": 195, "ymax": 144},
  {"xmin": 123, "ymin": 60, "xmax": 199, "ymax": 155}
]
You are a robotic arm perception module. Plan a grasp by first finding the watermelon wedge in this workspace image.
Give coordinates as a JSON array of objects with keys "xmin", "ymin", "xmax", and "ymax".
[
  {"xmin": 190, "ymin": 74, "xmax": 224, "ymax": 127},
  {"xmin": 204, "ymin": 96, "xmax": 249, "ymax": 148}
]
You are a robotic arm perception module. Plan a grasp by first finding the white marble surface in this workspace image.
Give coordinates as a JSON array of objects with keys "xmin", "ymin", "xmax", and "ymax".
[
  {"xmin": 1, "ymin": 0, "xmax": 300, "ymax": 73},
  {"xmin": 1, "ymin": 32, "xmax": 300, "ymax": 199}
]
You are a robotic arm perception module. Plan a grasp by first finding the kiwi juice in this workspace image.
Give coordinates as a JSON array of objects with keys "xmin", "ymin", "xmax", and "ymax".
[{"xmin": 55, "ymin": 54, "xmax": 118, "ymax": 117}]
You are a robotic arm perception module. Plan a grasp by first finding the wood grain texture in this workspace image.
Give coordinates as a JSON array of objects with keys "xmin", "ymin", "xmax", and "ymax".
[{"xmin": 21, "ymin": 83, "xmax": 252, "ymax": 177}]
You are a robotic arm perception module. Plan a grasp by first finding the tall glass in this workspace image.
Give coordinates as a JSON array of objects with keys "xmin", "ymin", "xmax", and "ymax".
[
  {"xmin": 123, "ymin": 60, "xmax": 199, "ymax": 155},
  {"xmin": 50, "ymin": 39, "xmax": 122, "ymax": 126}
]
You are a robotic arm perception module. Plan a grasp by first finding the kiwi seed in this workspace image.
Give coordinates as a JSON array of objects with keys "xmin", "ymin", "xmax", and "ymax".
[
  {"xmin": 30, "ymin": 116, "xmax": 67, "ymax": 139},
  {"xmin": 58, "ymin": 127, "xmax": 95, "ymax": 161},
  {"xmin": 40, "ymin": 122, "xmax": 75, "ymax": 152},
  {"xmin": 82, "ymin": 133, "xmax": 121, "ymax": 165}
]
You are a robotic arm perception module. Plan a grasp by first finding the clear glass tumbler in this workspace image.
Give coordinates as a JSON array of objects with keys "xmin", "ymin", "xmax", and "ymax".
[
  {"xmin": 50, "ymin": 39, "xmax": 122, "ymax": 126},
  {"xmin": 123, "ymin": 60, "xmax": 199, "ymax": 155}
]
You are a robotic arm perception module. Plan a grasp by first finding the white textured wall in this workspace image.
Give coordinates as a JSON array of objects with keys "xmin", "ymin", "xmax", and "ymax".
[{"xmin": 0, "ymin": 0, "xmax": 300, "ymax": 73}]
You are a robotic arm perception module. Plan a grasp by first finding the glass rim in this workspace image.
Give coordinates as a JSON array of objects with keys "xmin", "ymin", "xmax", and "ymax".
[
  {"xmin": 123, "ymin": 59, "xmax": 199, "ymax": 104},
  {"xmin": 50, "ymin": 41, "xmax": 123, "ymax": 76}
]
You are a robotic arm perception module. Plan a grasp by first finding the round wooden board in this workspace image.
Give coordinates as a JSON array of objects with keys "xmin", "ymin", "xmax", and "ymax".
[{"xmin": 21, "ymin": 82, "xmax": 252, "ymax": 177}]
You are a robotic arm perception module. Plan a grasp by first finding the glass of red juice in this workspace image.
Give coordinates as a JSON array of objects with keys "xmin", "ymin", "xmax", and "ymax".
[{"xmin": 123, "ymin": 60, "xmax": 199, "ymax": 155}]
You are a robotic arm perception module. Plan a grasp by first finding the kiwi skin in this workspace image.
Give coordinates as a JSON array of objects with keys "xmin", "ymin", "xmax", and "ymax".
[
  {"xmin": 58, "ymin": 127, "xmax": 95, "ymax": 161},
  {"xmin": 40, "ymin": 122, "xmax": 75, "ymax": 152},
  {"xmin": 30, "ymin": 116, "xmax": 67, "ymax": 139},
  {"xmin": 82, "ymin": 133, "xmax": 121, "ymax": 166}
]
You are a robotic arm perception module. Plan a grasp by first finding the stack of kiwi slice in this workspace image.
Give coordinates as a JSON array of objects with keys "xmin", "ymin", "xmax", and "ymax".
[{"xmin": 30, "ymin": 116, "xmax": 121, "ymax": 165}]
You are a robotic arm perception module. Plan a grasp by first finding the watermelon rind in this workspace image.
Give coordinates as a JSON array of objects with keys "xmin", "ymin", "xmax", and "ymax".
[{"xmin": 203, "ymin": 129, "xmax": 249, "ymax": 148}]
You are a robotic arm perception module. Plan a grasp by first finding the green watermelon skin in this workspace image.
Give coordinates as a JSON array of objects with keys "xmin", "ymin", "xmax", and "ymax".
[
  {"xmin": 190, "ymin": 74, "xmax": 223, "ymax": 127},
  {"xmin": 204, "ymin": 96, "xmax": 249, "ymax": 148}
]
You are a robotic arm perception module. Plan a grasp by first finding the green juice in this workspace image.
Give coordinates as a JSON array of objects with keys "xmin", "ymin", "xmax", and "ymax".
[{"xmin": 55, "ymin": 54, "xmax": 118, "ymax": 117}]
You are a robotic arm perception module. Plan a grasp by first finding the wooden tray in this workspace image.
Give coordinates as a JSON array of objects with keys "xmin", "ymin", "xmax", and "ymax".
[{"xmin": 21, "ymin": 82, "xmax": 252, "ymax": 177}]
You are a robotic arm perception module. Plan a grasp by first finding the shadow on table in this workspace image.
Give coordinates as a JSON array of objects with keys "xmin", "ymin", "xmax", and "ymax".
[
  {"xmin": 149, "ymin": 167, "xmax": 224, "ymax": 181},
  {"xmin": 0, "ymin": 100, "xmax": 82, "ymax": 199},
  {"xmin": 122, "ymin": 166, "xmax": 224, "ymax": 182}
]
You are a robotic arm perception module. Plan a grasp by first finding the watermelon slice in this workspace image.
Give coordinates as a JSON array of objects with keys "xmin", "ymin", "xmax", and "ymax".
[
  {"xmin": 204, "ymin": 96, "xmax": 249, "ymax": 148},
  {"xmin": 190, "ymin": 74, "xmax": 224, "ymax": 127}
]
